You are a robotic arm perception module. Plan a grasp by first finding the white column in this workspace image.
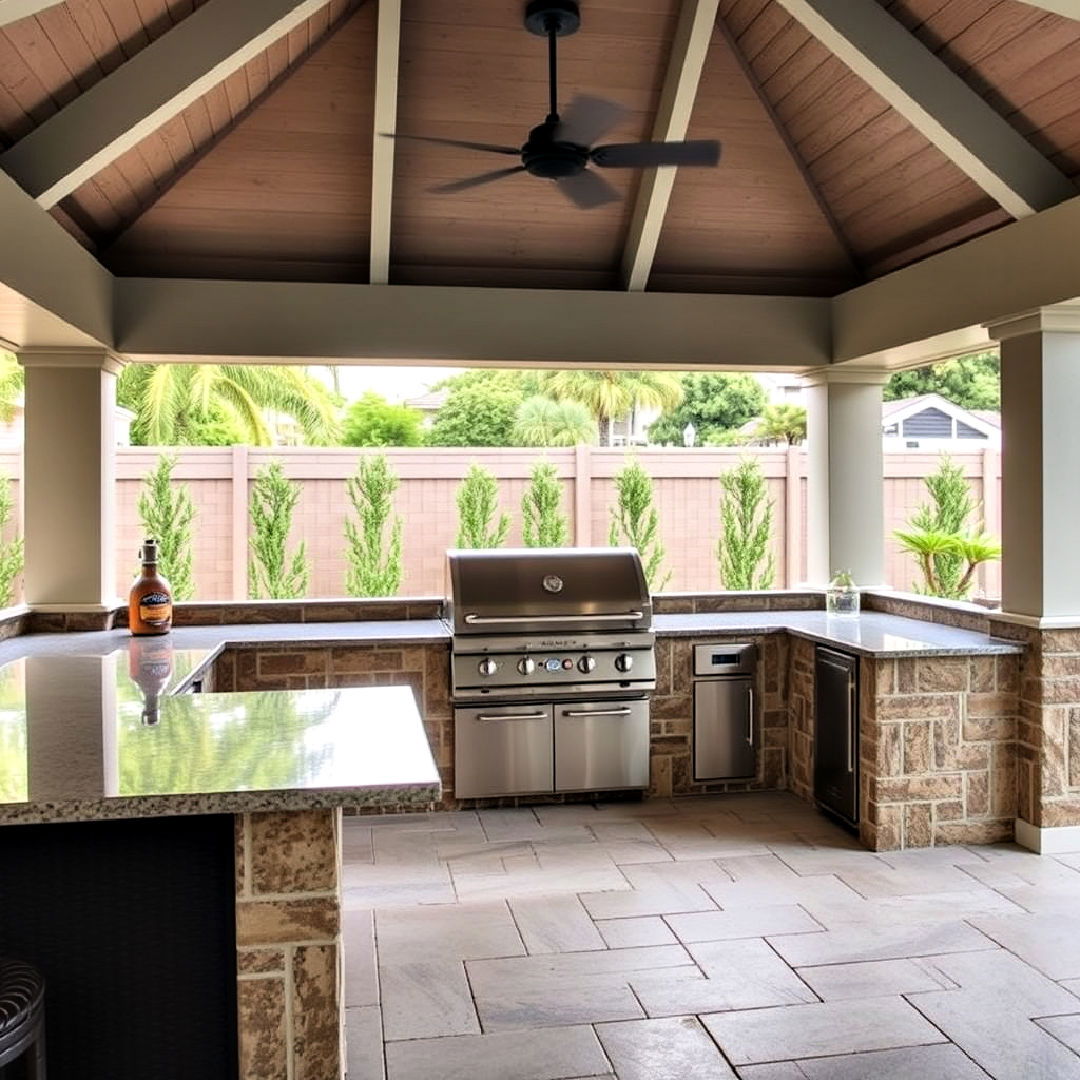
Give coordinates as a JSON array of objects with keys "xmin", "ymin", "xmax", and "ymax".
[
  {"xmin": 804, "ymin": 369, "xmax": 888, "ymax": 588},
  {"xmin": 989, "ymin": 303, "xmax": 1080, "ymax": 619},
  {"xmin": 19, "ymin": 348, "xmax": 121, "ymax": 610}
]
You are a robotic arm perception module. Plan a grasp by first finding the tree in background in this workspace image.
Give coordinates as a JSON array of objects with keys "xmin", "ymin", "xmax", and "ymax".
[
  {"xmin": 521, "ymin": 462, "xmax": 569, "ymax": 547},
  {"xmin": 609, "ymin": 460, "xmax": 670, "ymax": 592},
  {"xmin": 717, "ymin": 458, "xmax": 775, "ymax": 590},
  {"xmin": 894, "ymin": 456, "xmax": 1000, "ymax": 600},
  {"xmin": 344, "ymin": 455, "xmax": 404, "ymax": 596},
  {"xmin": 456, "ymin": 464, "xmax": 511, "ymax": 548},
  {"xmin": 648, "ymin": 373, "xmax": 766, "ymax": 446},
  {"xmin": 884, "ymin": 351, "xmax": 999, "ymax": 410},
  {"xmin": 427, "ymin": 383, "xmax": 523, "ymax": 447},
  {"xmin": 0, "ymin": 352, "xmax": 23, "ymax": 423},
  {"xmin": 755, "ymin": 404, "xmax": 807, "ymax": 446},
  {"xmin": 118, "ymin": 364, "xmax": 340, "ymax": 446},
  {"xmin": 248, "ymin": 462, "xmax": 309, "ymax": 599},
  {"xmin": 513, "ymin": 396, "xmax": 597, "ymax": 447},
  {"xmin": 342, "ymin": 392, "xmax": 424, "ymax": 447},
  {"xmin": 137, "ymin": 455, "xmax": 195, "ymax": 600},
  {"xmin": 0, "ymin": 474, "xmax": 23, "ymax": 608},
  {"xmin": 542, "ymin": 370, "xmax": 683, "ymax": 446}
]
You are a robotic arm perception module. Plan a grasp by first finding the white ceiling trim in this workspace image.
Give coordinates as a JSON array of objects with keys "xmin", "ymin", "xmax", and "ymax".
[
  {"xmin": 620, "ymin": 0, "xmax": 720, "ymax": 291},
  {"xmin": 1015, "ymin": 2, "xmax": 1080, "ymax": 20},
  {"xmin": 0, "ymin": 0, "xmax": 334, "ymax": 209},
  {"xmin": 0, "ymin": 0, "xmax": 61, "ymax": 28},
  {"xmin": 369, "ymin": 0, "xmax": 401, "ymax": 285},
  {"xmin": 773, "ymin": 0, "xmax": 1076, "ymax": 218}
]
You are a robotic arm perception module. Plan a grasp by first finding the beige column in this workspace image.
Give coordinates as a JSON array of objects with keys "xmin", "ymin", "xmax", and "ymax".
[
  {"xmin": 804, "ymin": 369, "xmax": 888, "ymax": 588},
  {"xmin": 989, "ymin": 302, "xmax": 1080, "ymax": 619},
  {"xmin": 19, "ymin": 348, "xmax": 121, "ymax": 610}
]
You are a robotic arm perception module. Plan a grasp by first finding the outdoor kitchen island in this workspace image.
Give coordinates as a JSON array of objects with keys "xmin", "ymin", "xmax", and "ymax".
[{"xmin": 0, "ymin": 634, "xmax": 440, "ymax": 1080}]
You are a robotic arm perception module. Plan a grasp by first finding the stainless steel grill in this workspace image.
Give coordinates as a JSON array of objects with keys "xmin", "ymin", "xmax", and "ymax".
[{"xmin": 446, "ymin": 548, "xmax": 655, "ymax": 799}]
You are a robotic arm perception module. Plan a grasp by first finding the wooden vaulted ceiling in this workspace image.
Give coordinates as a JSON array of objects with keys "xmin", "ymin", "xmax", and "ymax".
[{"xmin": 1, "ymin": 0, "xmax": 1079, "ymax": 295}]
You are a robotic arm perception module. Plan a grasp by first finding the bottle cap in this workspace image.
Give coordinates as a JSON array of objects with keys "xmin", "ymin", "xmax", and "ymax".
[{"xmin": 141, "ymin": 538, "xmax": 159, "ymax": 564}]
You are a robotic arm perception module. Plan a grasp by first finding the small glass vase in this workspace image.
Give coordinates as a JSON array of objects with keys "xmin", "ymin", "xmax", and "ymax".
[{"xmin": 826, "ymin": 575, "xmax": 860, "ymax": 617}]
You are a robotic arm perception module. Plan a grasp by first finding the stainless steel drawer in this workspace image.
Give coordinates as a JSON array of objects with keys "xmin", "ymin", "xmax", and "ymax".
[
  {"xmin": 554, "ymin": 698, "xmax": 650, "ymax": 793},
  {"xmin": 454, "ymin": 703, "xmax": 553, "ymax": 799}
]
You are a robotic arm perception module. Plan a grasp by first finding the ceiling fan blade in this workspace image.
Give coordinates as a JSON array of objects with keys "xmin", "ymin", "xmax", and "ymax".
[
  {"xmin": 385, "ymin": 133, "xmax": 521, "ymax": 156},
  {"xmin": 555, "ymin": 169, "xmax": 621, "ymax": 210},
  {"xmin": 591, "ymin": 139, "xmax": 721, "ymax": 168},
  {"xmin": 430, "ymin": 166, "xmax": 527, "ymax": 194},
  {"xmin": 555, "ymin": 95, "xmax": 627, "ymax": 147}
]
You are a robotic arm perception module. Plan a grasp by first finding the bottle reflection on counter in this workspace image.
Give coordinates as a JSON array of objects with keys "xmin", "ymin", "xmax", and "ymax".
[{"xmin": 129, "ymin": 637, "xmax": 174, "ymax": 726}]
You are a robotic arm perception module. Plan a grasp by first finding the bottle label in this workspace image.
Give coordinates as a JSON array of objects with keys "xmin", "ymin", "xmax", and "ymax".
[{"xmin": 139, "ymin": 591, "xmax": 173, "ymax": 627}]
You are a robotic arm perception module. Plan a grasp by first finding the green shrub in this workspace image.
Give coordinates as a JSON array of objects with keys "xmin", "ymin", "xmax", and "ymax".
[
  {"xmin": 248, "ymin": 461, "xmax": 309, "ymax": 599},
  {"xmin": 608, "ymin": 460, "xmax": 670, "ymax": 592},
  {"xmin": 522, "ymin": 462, "xmax": 569, "ymax": 547},
  {"xmin": 456, "ymin": 464, "xmax": 510, "ymax": 548},
  {"xmin": 137, "ymin": 455, "xmax": 195, "ymax": 600},
  {"xmin": 344, "ymin": 455, "xmax": 404, "ymax": 596},
  {"xmin": 717, "ymin": 458, "xmax": 775, "ymax": 590}
]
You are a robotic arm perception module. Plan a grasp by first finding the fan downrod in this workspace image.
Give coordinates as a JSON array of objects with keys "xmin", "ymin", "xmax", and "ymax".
[{"xmin": 524, "ymin": 0, "xmax": 580, "ymax": 37}]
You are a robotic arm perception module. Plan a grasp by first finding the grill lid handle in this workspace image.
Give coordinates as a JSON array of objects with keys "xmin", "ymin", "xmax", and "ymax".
[{"xmin": 463, "ymin": 611, "xmax": 644, "ymax": 625}]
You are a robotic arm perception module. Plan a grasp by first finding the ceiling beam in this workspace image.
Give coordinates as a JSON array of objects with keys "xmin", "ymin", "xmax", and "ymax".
[
  {"xmin": 0, "ymin": 0, "xmax": 61, "ymax": 27},
  {"xmin": 369, "ymin": 0, "xmax": 401, "ymax": 285},
  {"xmin": 772, "ymin": 0, "xmax": 1076, "ymax": 218},
  {"xmin": 0, "ymin": 170, "xmax": 112, "ymax": 349},
  {"xmin": 0, "ymin": 0, "xmax": 333, "ymax": 209},
  {"xmin": 620, "ymin": 0, "xmax": 720, "ymax": 291},
  {"xmin": 1015, "ymin": 2, "xmax": 1080, "ymax": 19},
  {"xmin": 115, "ymin": 280, "xmax": 831, "ymax": 369},
  {"xmin": 833, "ymin": 192, "xmax": 1080, "ymax": 365}
]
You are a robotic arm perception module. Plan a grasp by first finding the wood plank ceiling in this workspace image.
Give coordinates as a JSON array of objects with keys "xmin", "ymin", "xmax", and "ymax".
[{"xmin": 1, "ymin": 0, "xmax": 1078, "ymax": 292}]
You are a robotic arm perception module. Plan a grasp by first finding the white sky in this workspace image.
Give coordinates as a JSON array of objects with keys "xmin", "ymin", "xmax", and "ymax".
[{"xmin": 320, "ymin": 365, "xmax": 465, "ymax": 404}]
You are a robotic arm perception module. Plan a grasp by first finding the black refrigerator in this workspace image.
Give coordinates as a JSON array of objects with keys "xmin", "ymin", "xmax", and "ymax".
[{"xmin": 814, "ymin": 646, "xmax": 859, "ymax": 827}]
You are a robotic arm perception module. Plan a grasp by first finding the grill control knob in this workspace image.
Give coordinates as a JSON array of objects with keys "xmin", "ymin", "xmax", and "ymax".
[
  {"xmin": 478, "ymin": 657, "xmax": 498, "ymax": 677},
  {"xmin": 518, "ymin": 657, "xmax": 536, "ymax": 675},
  {"xmin": 578, "ymin": 655, "xmax": 597, "ymax": 674},
  {"xmin": 614, "ymin": 653, "xmax": 634, "ymax": 674}
]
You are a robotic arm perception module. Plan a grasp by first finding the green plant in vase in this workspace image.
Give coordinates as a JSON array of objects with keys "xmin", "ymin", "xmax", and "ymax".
[{"xmin": 826, "ymin": 569, "xmax": 859, "ymax": 617}]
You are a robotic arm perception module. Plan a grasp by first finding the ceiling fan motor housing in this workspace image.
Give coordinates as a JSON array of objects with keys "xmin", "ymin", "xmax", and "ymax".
[
  {"xmin": 524, "ymin": 0, "xmax": 581, "ymax": 37},
  {"xmin": 522, "ymin": 120, "xmax": 588, "ymax": 178}
]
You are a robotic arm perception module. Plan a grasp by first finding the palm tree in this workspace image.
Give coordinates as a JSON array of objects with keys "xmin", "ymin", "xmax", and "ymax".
[
  {"xmin": 118, "ymin": 364, "xmax": 340, "ymax": 446},
  {"xmin": 539, "ymin": 370, "xmax": 683, "ymax": 446},
  {"xmin": 513, "ymin": 396, "xmax": 598, "ymax": 446},
  {"xmin": 755, "ymin": 403, "xmax": 807, "ymax": 445}
]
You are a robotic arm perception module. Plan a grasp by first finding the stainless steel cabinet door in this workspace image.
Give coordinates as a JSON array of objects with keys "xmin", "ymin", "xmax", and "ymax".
[
  {"xmin": 554, "ymin": 699, "xmax": 650, "ymax": 792},
  {"xmin": 693, "ymin": 678, "xmax": 755, "ymax": 780},
  {"xmin": 454, "ymin": 704, "xmax": 554, "ymax": 798}
]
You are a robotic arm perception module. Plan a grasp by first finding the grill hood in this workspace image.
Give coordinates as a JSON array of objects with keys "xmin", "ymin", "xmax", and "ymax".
[{"xmin": 446, "ymin": 547, "xmax": 652, "ymax": 636}]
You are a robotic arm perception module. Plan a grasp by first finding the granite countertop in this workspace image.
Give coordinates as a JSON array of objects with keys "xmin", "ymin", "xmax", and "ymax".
[
  {"xmin": 653, "ymin": 610, "xmax": 1023, "ymax": 658},
  {"xmin": 0, "ymin": 637, "xmax": 441, "ymax": 826}
]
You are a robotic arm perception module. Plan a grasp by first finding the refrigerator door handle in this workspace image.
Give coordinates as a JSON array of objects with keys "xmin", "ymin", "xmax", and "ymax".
[
  {"xmin": 746, "ymin": 685, "xmax": 754, "ymax": 745},
  {"xmin": 847, "ymin": 676, "xmax": 856, "ymax": 773}
]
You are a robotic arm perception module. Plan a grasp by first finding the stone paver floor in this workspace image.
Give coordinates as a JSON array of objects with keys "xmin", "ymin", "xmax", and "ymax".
[{"xmin": 341, "ymin": 792, "xmax": 1080, "ymax": 1080}]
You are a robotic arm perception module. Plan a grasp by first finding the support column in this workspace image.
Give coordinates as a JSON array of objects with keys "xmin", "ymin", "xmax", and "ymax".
[
  {"xmin": 804, "ymin": 369, "xmax": 888, "ymax": 588},
  {"xmin": 990, "ymin": 304, "xmax": 1080, "ymax": 619},
  {"xmin": 987, "ymin": 302, "xmax": 1080, "ymax": 850},
  {"xmin": 19, "ymin": 348, "xmax": 121, "ymax": 610}
]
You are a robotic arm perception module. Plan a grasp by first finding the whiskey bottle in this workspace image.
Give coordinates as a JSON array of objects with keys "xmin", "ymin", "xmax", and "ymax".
[{"xmin": 129, "ymin": 538, "xmax": 173, "ymax": 636}]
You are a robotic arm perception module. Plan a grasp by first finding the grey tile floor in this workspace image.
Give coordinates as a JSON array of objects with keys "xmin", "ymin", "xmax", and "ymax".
[{"xmin": 341, "ymin": 792, "xmax": 1080, "ymax": 1080}]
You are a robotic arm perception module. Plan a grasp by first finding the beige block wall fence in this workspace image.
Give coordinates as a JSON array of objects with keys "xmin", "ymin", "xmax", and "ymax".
[{"xmin": 0, "ymin": 446, "xmax": 1002, "ymax": 602}]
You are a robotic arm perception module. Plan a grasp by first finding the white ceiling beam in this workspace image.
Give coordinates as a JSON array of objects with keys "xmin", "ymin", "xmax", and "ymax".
[
  {"xmin": 1016, "ymin": 2, "xmax": 1080, "ymax": 19},
  {"xmin": 833, "ymin": 192, "xmax": 1080, "ymax": 365},
  {"xmin": 772, "ymin": 0, "xmax": 1076, "ymax": 218},
  {"xmin": 0, "ymin": 0, "xmax": 332, "ymax": 208},
  {"xmin": 0, "ymin": 0, "xmax": 61, "ymax": 27},
  {"xmin": 115, "ymin": 280, "xmax": 831, "ymax": 369},
  {"xmin": 620, "ymin": 0, "xmax": 720, "ymax": 291},
  {"xmin": 0, "ymin": 170, "xmax": 112, "ymax": 349},
  {"xmin": 369, "ymin": 0, "xmax": 401, "ymax": 285}
]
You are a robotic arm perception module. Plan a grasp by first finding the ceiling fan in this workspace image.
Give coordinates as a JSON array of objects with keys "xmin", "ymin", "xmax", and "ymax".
[{"xmin": 385, "ymin": 0, "xmax": 721, "ymax": 209}]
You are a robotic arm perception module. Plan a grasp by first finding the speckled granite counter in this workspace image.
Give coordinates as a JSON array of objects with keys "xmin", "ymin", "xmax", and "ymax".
[
  {"xmin": 0, "ymin": 636, "xmax": 441, "ymax": 827},
  {"xmin": 654, "ymin": 610, "xmax": 1022, "ymax": 657}
]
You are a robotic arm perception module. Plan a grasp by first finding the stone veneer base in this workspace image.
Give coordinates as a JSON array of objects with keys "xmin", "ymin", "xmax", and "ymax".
[{"xmin": 1015, "ymin": 817, "xmax": 1080, "ymax": 853}]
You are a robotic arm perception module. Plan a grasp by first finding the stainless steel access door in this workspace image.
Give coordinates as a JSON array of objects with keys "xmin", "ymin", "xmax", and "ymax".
[
  {"xmin": 454, "ymin": 703, "xmax": 554, "ymax": 798},
  {"xmin": 693, "ymin": 677, "xmax": 755, "ymax": 780},
  {"xmin": 554, "ymin": 698, "xmax": 650, "ymax": 792}
]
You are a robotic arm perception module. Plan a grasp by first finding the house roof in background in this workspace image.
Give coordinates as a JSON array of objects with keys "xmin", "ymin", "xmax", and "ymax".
[{"xmin": 882, "ymin": 393, "xmax": 1000, "ymax": 435}]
